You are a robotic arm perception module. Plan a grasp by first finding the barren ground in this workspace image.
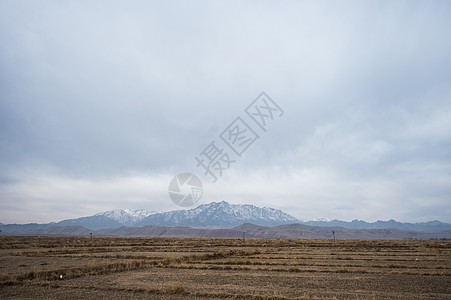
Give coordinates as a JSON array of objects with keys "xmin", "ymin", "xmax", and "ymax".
[{"xmin": 0, "ymin": 236, "xmax": 450, "ymax": 299}]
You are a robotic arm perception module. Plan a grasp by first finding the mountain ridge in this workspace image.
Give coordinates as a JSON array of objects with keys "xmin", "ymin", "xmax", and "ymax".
[
  {"xmin": 136, "ymin": 201, "xmax": 298, "ymax": 228},
  {"xmin": 1, "ymin": 201, "xmax": 450, "ymax": 232},
  {"xmin": 94, "ymin": 209, "xmax": 157, "ymax": 226}
]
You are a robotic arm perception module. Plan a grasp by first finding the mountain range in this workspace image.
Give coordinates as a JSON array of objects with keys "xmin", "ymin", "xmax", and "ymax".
[
  {"xmin": 135, "ymin": 201, "xmax": 298, "ymax": 228},
  {"xmin": 1, "ymin": 201, "xmax": 450, "ymax": 237}
]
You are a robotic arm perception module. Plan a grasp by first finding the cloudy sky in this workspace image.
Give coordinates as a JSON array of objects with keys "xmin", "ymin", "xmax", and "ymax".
[{"xmin": 1, "ymin": 1, "xmax": 450, "ymax": 224}]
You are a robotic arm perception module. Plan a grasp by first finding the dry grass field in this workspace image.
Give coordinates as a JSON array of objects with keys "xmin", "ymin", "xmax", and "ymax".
[{"xmin": 0, "ymin": 236, "xmax": 450, "ymax": 299}]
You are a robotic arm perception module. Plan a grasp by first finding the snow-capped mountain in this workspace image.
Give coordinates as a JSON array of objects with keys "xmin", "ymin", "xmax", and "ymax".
[
  {"xmin": 49, "ymin": 209, "xmax": 157, "ymax": 229},
  {"xmin": 3, "ymin": 202, "xmax": 450, "ymax": 233},
  {"xmin": 136, "ymin": 201, "xmax": 299, "ymax": 228},
  {"xmin": 95, "ymin": 209, "xmax": 157, "ymax": 226}
]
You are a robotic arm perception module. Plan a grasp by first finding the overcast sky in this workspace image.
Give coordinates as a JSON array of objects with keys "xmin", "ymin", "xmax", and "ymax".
[{"xmin": 1, "ymin": 1, "xmax": 450, "ymax": 224}]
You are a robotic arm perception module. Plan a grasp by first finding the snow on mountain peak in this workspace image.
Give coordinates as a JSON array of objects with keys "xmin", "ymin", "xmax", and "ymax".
[
  {"xmin": 303, "ymin": 217, "xmax": 332, "ymax": 222},
  {"xmin": 137, "ymin": 201, "xmax": 299, "ymax": 228},
  {"xmin": 96, "ymin": 209, "xmax": 157, "ymax": 225}
]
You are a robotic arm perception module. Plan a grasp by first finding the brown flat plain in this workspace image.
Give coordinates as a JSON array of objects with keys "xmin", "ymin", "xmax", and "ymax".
[{"xmin": 0, "ymin": 236, "xmax": 450, "ymax": 299}]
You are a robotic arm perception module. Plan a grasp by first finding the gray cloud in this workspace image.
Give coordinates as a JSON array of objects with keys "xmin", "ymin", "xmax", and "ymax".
[{"xmin": 1, "ymin": 1, "xmax": 450, "ymax": 223}]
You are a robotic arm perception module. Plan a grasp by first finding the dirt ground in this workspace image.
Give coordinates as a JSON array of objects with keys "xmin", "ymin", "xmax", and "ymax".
[{"xmin": 0, "ymin": 236, "xmax": 450, "ymax": 299}]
